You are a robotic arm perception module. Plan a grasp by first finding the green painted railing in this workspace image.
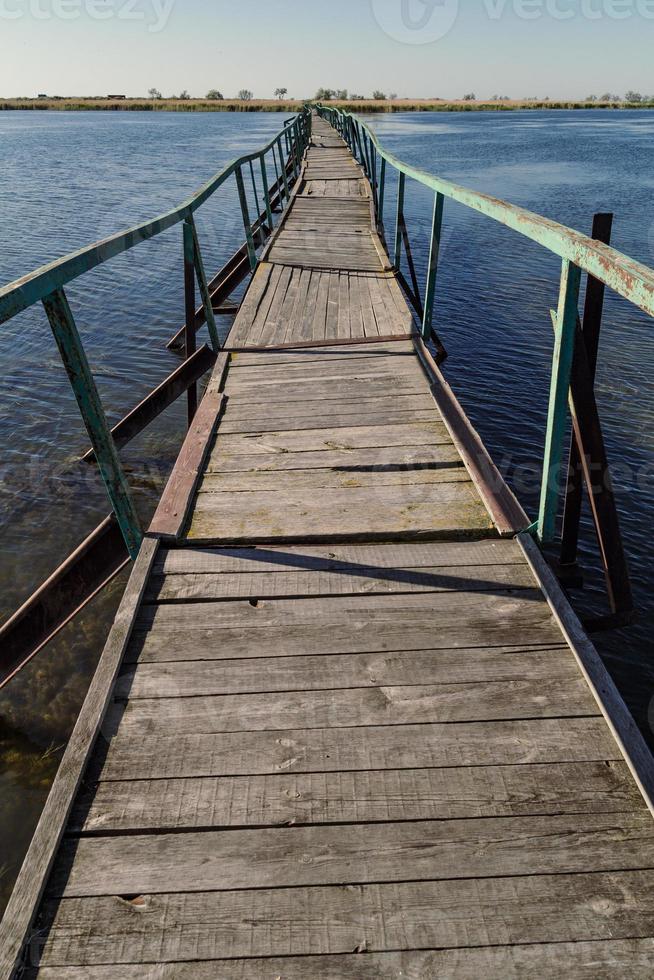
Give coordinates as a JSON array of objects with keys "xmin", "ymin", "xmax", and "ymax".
[
  {"xmin": 316, "ymin": 103, "xmax": 654, "ymax": 546},
  {"xmin": 0, "ymin": 109, "xmax": 312, "ymax": 559}
]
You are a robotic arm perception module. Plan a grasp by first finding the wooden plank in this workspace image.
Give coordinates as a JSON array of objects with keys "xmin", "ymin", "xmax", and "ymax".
[
  {"xmin": 221, "ymin": 373, "xmax": 427, "ymax": 404},
  {"xmin": 0, "ymin": 538, "xmax": 159, "ymax": 980},
  {"xmin": 143, "ymin": 561, "xmax": 536, "ymax": 604},
  {"xmin": 29, "ymin": 940, "xmax": 654, "ymax": 977},
  {"xmin": 217, "ymin": 262, "xmax": 276, "ymax": 351},
  {"xmin": 224, "ymin": 357, "xmax": 425, "ymax": 386},
  {"xmin": 119, "ymin": 646, "xmax": 571, "ymax": 699},
  {"xmin": 229, "ymin": 338, "xmax": 416, "ymax": 359},
  {"xmin": 205, "ymin": 421, "xmax": 454, "ymax": 455},
  {"xmin": 48, "ymin": 812, "xmax": 654, "ymax": 898},
  {"xmin": 197, "ymin": 465, "xmax": 469, "ymax": 492},
  {"xmin": 216, "ymin": 407, "xmax": 440, "ymax": 435},
  {"xmin": 107, "ymin": 671, "xmax": 597, "ymax": 738},
  {"xmin": 135, "ymin": 587, "xmax": 557, "ymax": 633},
  {"xmin": 155, "ymin": 539, "xmax": 528, "ymax": 575},
  {"xmin": 221, "ymin": 389, "xmax": 429, "ymax": 415},
  {"xmin": 206, "ymin": 443, "xmax": 463, "ymax": 474},
  {"xmin": 188, "ymin": 482, "xmax": 491, "ymax": 543},
  {"xmin": 148, "ymin": 389, "xmax": 225, "ymax": 540},
  {"xmin": 270, "ymin": 253, "xmax": 383, "ymax": 273},
  {"xmin": 127, "ymin": 602, "xmax": 563, "ymax": 667},
  {"xmin": 100, "ymin": 716, "xmax": 616, "ymax": 782},
  {"xmin": 71, "ymin": 760, "xmax": 641, "ymax": 833}
]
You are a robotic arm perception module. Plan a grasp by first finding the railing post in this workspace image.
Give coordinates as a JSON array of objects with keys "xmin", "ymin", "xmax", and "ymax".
[
  {"xmin": 42, "ymin": 288, "xmax": 143, "ymax": 560},
  {"xmin": 276, "ymin": 136, "xmax": 291, "ymax": 203},
  {"xmin": 248, "ymin": 159, "xmax": 262, "ymax": 240},
  {"xmin": 183, "ymin": 220, "xmax": 197, "ymax": 423},
  {"xmin": 187, "ymin": 215, "xmax": 221, "ymax": 353},
  {"xmin": 235, "ymin": 165, "xmax": 258, "ymax": 272},
  {"xmin": 370, "ymin": 145, "xmax": 379, "ymax": 220},
  {"xmin": 394, "ymin": 172, "xmax": 406, "ymax": 269},
  {"xmin": 560, "ymin": 212, "xmax": 613, "ymax": 566},
  {"xmin": 378, "ymin": 157, "xmax": 387, "ymax": 233},
  {"xmin": 260, "ymin": 154, "xmax": 274, "ymax": 231},
  {"xmin": 422, "ymin": 192, "xmax": 445, "ymax": 340},
  {"xmin": 271, "ymin": 141, "xmax": 283, "ymax": 208},
  {"xmin": 538, "ymin": 259, "xmax": 582, "ymax": 544}
]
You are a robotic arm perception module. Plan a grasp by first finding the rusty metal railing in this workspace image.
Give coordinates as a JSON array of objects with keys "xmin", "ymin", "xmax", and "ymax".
[
  {"xmin": 0, "ymin": 109, "xmax": 312, "ymax": 686},
  {"xmin": 316, "ymin": 103, "xmax": 645, "ymax": 627}
]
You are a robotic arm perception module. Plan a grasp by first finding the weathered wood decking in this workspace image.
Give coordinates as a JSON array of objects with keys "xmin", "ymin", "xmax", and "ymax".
[{"xmin": 3, "ymin": 113, "xmax": 654, "ymax": 979}]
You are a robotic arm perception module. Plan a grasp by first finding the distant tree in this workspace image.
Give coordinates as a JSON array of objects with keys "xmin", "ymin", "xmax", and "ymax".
[
  {"xmin": 335, "ymin": 89, "xmax": 348, "ymax": 100},
  {"xmin": 462, "ymin": 92, "xmax": 476, "ymax": 101},
  {"xmin": 274, "ymin": 87, "xmax": 288, "ymax": 100},
  {"xmin": 148, "ymin": 87, "xmax": 162, "ymax": 100},
  {"xmin": 315, "ymin": 87, "xmax": 335, "ymax": 100},
  {"xmin": 238, "ymin": 89, "xmax": 253, "ymax": 101},
  {"xmin": 206, "ymin": 89, "xmax": 224, "ymax": 100},
  {"xmin": 388, "ymin": 92, "xmax": 398, "ymax": 101},
  {"xmin": 178, "ymin": 90, "xmax": 190, "ymax": 100},
  {"xmin": 372, "ymin": 90, "xmax": 387, "ymax": 100},
  {"xmin": 625, "ymin": 90, "xmax": 643, "ymax": 102},
  {"xmin": 586, "ymin": 94, "xmax": 598, "ymax": 102},
  {"xmin": 490, "ymin": 93, "xmax": 499, "ymax": 100},
  {"xmin": 349, "ymin": 93, "xmax": 365, "ymax": 101}
]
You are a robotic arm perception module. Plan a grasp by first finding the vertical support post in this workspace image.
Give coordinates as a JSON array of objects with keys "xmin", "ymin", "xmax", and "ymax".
[
  {"xmin": 183, "ymin": 220, "xmax": 197, "ymax": 424},
  {"xmin": 187, "ymin": 215, "xmax": 221, "ymax": 353},
  {"xmin": 378, "ymin": 157, "xmax": 387, "ymax": 233},
  {"xmin": 422, "ymin": 192, "xmax": 445, "ymax": 341},
  {"xmin": 271, "ymin": 141, "xmax": 282, "ymax": 207},
  {"xmin": 538, "ymin": 259, "xmax": 582, "ymax": 544},
  {"xmin": 248, "ymin": 159, "xmax": 262, "ymax": 240},
  {"xmin": 260, "ymin": 153, "xmax": 274, "ymax": 231},
  {"xmin": 277, "ymin": 136, "xmax": 291, "ymax": 203},
  {"xmin": 293, "ymin": 119, "xmax": 301, "ymax": 175},
  {"xmin": 361, "ymin": 128, "xmax": 372, "ymax": 178},
  {"xmin": 560, "ymin": 212, "xmax": 613, "ymax": 566},
  {"xmin": 370, "ymin": 146, "xmax": 379, "ymax": 221},
  {"xmin": 394, "ymin": 172, "xmax": 406, "ymax": 269},
  {"xmin": 42, "ymin": 288, "xmax": 143, "ymax": 560},
  {"xmin": 235, "ymin": 165, "xmax": 258, "ymax": 272}
]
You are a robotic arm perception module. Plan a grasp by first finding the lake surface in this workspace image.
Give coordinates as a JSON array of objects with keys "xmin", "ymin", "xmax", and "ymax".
[{"xmin": 1, "ymin": 108, "xmax": 653, "ymax": 914}]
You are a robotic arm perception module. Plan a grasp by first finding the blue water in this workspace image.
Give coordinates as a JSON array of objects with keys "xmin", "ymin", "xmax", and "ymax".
[{"xmin": 1, "ymin": 108, "xmax": 653, "ymax": 911}]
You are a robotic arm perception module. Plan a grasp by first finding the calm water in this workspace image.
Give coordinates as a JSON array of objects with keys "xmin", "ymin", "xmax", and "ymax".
[{"xmin": 1, "ymin": 109, "xmax": 653, "ymax": 912}]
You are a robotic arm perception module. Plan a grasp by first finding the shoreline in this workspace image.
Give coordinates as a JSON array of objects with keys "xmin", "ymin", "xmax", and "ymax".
[{"xmin": 2, "ymin": 98, "xmax": 654, "ymax": 113}]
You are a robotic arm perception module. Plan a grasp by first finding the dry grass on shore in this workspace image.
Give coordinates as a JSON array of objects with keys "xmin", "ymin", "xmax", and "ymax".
[{"xmin": 1, "ymin": 97, "xmax": 652, "ymax": 113}]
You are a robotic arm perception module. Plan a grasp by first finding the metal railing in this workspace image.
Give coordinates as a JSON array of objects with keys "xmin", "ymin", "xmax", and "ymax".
[
  {"xmin": 316, "ymin": 104, "xmax": 653, "ymax": 562},
  {"xmin": 0, "ymin": 108, "xmax": 311, "ymax": 685},
  {"xmin": 0, "ymin": 108, "xmax": 311, "ymax": 558}
]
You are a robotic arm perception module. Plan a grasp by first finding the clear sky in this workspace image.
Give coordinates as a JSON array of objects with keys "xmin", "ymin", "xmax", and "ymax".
[{"xmin": 0, "ymin": 0, "xmax": 652, "ymax": 100}]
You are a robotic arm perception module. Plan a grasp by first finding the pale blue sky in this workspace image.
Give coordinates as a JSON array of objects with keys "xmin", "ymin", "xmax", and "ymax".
[{"xmin": 0, "ymin": 0, "xmax": 652, "ymax": 99}]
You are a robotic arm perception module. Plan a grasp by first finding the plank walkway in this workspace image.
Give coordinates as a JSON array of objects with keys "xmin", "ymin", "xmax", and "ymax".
[{"xmin": 3, "ymin": 113, "xmax": 654, "ymax": 979}]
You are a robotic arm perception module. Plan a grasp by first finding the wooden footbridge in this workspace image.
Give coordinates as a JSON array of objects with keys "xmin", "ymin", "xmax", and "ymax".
[{"xmin": 2, "ymin": 109, "xmax": 654, "ymax": 977}]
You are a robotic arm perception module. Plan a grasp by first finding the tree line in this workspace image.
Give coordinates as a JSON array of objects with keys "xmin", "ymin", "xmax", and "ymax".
[{"xmin": 145, "ymin": 87, "xmax": 654, "ymax": 104}]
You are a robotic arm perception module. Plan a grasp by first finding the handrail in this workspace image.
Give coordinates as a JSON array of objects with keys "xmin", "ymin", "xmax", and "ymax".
[
  {"xmin": 315, "ymin": 103, "xmax": 653, "ymax": 553},
  {"xmin": 0, "ymin": 112, "xmax": 311, "ymax": 324},
  {"xmin": 315, "ymin": 104, "xmax": 654, "ymax": 318},
  {"xmin": 0, "ymin": 108, "xmax": 312, "ymax": 564}
]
